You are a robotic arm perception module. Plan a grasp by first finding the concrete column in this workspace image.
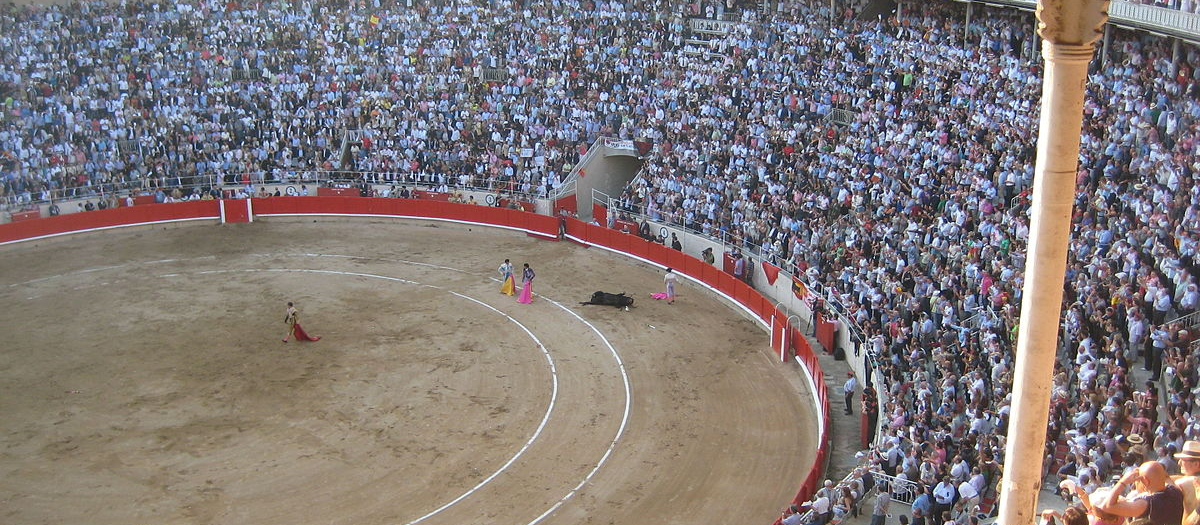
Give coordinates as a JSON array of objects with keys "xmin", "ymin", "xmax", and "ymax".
[
  {"xmin": 996, "ymin": 1, "xmax": 1108, "ymax": 525},
  {"xmin": 1101, "ymin": 25, "xmax": 1111, "ymax": 67},
  {"xmin": 964, "ymin": 2, "xmax": 972, "ymax": 46},
  {"xmin": 1033, "ymin": 18, "xmax": 1041, "ymax": 62},
  {"xmin": 1172, "ymin": 38, "xmax": 1182, "ymax": 76}
]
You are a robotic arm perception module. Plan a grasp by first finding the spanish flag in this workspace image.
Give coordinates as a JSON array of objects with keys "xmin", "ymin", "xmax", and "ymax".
[
  {"xmin": 368, "ymin": 14, "xmax": 380, "ymax": 26},
  {"xmin": 792, "ymin": 277, "xmax": 808, "ymax": 300}
]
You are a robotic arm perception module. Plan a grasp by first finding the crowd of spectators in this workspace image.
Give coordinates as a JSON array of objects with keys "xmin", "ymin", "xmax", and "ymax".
[
  {"xmin": 606, "ymin": 0, "xmax": 1200, "ymax": 522},
  {"xmin": 1, "ymin": 0, "xmax": 1199, "ymax": 521},
  {"xmin": 0, "ymin": 0, "xmax": 704, "ymax": 211}
]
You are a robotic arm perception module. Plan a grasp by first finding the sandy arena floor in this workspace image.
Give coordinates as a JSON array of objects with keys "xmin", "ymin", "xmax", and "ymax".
[{"xmin": 0, "ymin": 219, "xmax": 817, "ymax": 525}]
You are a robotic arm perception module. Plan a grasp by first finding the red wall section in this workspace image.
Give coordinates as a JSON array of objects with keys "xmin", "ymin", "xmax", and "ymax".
[
  {"xmin": 554, "ymin": 194, "xmax": 577, "ymax": 216},
  {"xmin": 223, "ymin": 199, "xmax": 251, "ymax": 223},
  {"xmin": 11, "ymin": 210, "xmax": 41, "ymax": 221},
  {"xmin": 317, "ymin": 187, "xmax": 358, "ymax": 197},
  {"xmin": 592, "ymin": 203, "xmax": 607, "ymax": 227},
  {"xmin": 250, "ymin": 197, "xmax": 559, "ymax": 238},
  {"xmin": 0, "ymin": 200, "xmax": 221, "ymax": 244},
  {"xmin": 815, "ymin": 312, "xmax": 836, "ymax": 354},
  {"xmin": 412, "ymin": 190, "xmax": 451, "ymax": 201},
  {"xmin": 613, "ymin": 219, "xmax": 638, "ymax": 235},
  {"xmin": 0, "ymin": 198, "xmax": 558, "ymax": 244},
  {"xmin": 498, "ymin": 198, "xmax": 534, "ymax": 212}
]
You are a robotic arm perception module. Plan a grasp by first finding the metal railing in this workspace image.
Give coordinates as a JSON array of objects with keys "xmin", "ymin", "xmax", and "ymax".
[
  {"xmin": 591, "ymin": 188, "xmax": 614, "ymax": 221},
  {"xmin": 1110, "ymin": 0, "xmax": 1200, "ymax": 37},
  {"xmin": 478, "ymin": 68, "xmax": 509, "ymax": 83},
  {"xmin": 952, "ymin": 0, "xmax": 1200, "ymax": 42},
  {"xmin": 872, "ymin": 470, "xmax": 924, "ymax": 505},
  {"xmin": 551, "ymin": 178, "xmax": 577, "ymax": 201},
  {"xmin": 688, "ymin": 17, "xmax": 740, "ymax": 34},
  {"xmin": 602, "ymin": 137, "xmax": 638, "ymax": 152},
  {"xmin": 825, "ymin": 108, "xmax": 861, "ymax": 127},
  {"xmin": 960, "ymin": 305, "xmax": 1002, "ymax": 330},
  {"xmin": 792, "ymin": 469, "xmax": 882, "ymax": 525},
  {"xmin": 789, "ymin": 468, "xmax": 919, "ymax": 525},
  {"xmin": 1168, "ymin": 309, "xmax": 1200, "ymax": 330}
]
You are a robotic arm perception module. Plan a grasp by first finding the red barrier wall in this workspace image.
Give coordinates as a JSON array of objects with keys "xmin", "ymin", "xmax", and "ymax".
[
  {"xmin": 317, "ymin": 187, "xmax": 359, "ymax": 197},
  {"xmin": 613, "ymin": 219, "xmax": 638, "ymax": 235},
  {"xmin": 0, "ymin": 198, "xmax": 559, "ymax": 244},
  {"xmin": 410, "ymin": 190, "xmax": 450, "ymax": 201},
  {"xmin": 553, "ymin": 194, "xmax": 577, "ymax": 217},
  {"xmin": 11, "ymin": 209, "xmax": 41, "ymax": 221},
  {"xmin": 497, "ymin": 198, "xmax": 535, "ymax": 212},
  {"xmin": 561, "ymin": 217, "xmax": 829, "ymax": 521},
  {"xmin": 815, "ymin": 312, "xmax": 836, "ymax": 354},
  {"xmin": 0, "ymin": 200, "xmax": 221, "ymax": 244},
  {"xmin": 592, "ymin": 203, "xmax": 607, "ymax": 227},
  {"xmin": 250, "ymin": 197, "xmax": 560, "ymax": 239},
  {"xmin": 224, "ymin": 199, "xmax": 251, "ymax": 223}
]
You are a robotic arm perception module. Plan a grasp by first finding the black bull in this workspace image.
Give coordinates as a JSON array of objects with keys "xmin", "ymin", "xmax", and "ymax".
[{"xmin": 580, "ymin": 291, "xmax": 635, "ymax": 308}]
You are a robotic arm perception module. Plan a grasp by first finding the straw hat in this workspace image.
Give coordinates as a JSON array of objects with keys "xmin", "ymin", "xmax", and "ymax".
[
  {"xmin": 1126, "ymin": 434, "xmax": 1145, "ymax": 445},
  {"xmin": 1174, "ymin": 440, "xmax": 1200, "ymax": 459}
]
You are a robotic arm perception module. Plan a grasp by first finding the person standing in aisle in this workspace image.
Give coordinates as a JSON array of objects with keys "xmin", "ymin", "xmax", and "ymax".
[
  {"xmin": 844, "ymin": 372, "xmax": 858, "ymax": 415},
  {"xmin": 871, "ymin": 484, "xmax": 891, "ymax": 525}
]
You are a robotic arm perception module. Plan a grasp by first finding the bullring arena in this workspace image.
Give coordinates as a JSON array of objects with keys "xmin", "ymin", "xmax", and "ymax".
[
  {"xmin": 9, "ymin": 0, "xmax": 1200, "ymax": 523},
  {"xmin": 0, "ymin": 215, "xmax": 817, "ymax": 524}
]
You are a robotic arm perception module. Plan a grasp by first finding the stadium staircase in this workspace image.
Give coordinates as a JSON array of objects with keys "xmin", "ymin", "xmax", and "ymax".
[{"xmin": 335, "ymin": 130, "xmax": 361, "ymax": 171}]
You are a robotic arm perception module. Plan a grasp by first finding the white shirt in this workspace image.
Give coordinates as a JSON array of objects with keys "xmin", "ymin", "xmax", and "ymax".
[
  {"xmin": 958, "ymin": 481, "xmax": 979, "ymax": 500},
  {"xmin": 844, "ymin": 376, "xmax": 858, "ymax": 394},
  {"xmin": 950, "ymin": 460, "xmax": 970, "ymax": 480},
  {"xmin": 1129, "ymin": 317, "xmax": 1149, "ymax": 343},
  {"xmin": 1181, "ymin": 286, "xmax": 1199, "ymax": 310},
  {"xmin": 969, "ymin": 473, "xmax": 987, "ymax": 494},
  {"xmin": 1154, "ymin": 289, "xmax": 1172, "ymax": 312},
  {"xmin": 933, "ymin": 482, "xmax": 957, "ymax": 504},
  {"xmin": 811, "ymin": 495, "xmax": 831, "ymax": 514}
]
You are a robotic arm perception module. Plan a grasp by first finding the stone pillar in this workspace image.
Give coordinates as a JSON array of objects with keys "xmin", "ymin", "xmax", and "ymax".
[
  {"xmin": 1172, "ymin": 38, "xmax": 1182, "ymax": 77},
  {"xmin": 1101, "ymin": 25, "xmax": 1111, "ymax": 67},
  {"xmin": 996, "ymin": 1, "xmax": 1108, "ymax": 525},
  {"xmin": 964, "ymin": 2, "xmax": 972, "ymax": 46}
]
